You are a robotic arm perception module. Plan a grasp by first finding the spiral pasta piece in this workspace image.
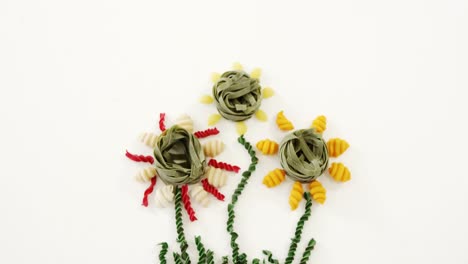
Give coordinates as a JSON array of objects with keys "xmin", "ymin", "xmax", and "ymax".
[
  {"xmin": 262, "ymin": 168, "xmax": 286, "ymax": 188},
  {"xmin": 200, "ymin": 95, "xmax": 214, "ymax": 104},
  {"xmin": 309, "ymin": 180, "xmax": 326, "ymax": 204},
  {"xmin": 208, "ymin": 113, "xmax": 222, "ymax": 126},
  {"xmin": 311, "ymin": 115, "xmax": 327, "ymax": 133},
  {"xmin": 154, "ymin": 185, "xmax": 175, "ymax": 208},
  {"xmin": 328, "ymin": 162, "xmax": 351, "ymax": 182},
  {"xmin": 139, "ymin": 132, "xmax": 159, "ymax": 148},
  {"xmin": 327, "ymin": 138, "xmax": 349, "ymax": 157},
  {"xmin": 255, "ymin": 109, "xmax": 268, "ymax": 121},
  {"xmin": 256, "ymin": 139, "xmax": 279, "ymax": 155},
  {"xmin": 203, "ymin": 139, "xmax": 225, "ymax": 157},
  {"xmin": 190, "ymin": 184, "xmax": 211, "ymax": 207},
  {"xmin": 289, "ymin": 181, "xmax": 304, "ymax": 210},
  {"xmin": 175, "ymin": 114, "xmax": 194, "ymax": 133},
  {"xmin": 276, "ymin": 111, "xmax": 294, "ymax": 131},
  {"xmin": 262, "ymin": 87, "xmax": 274, "ymax": 99},
  {"xmin": 135, "ymin": 166, "xmax": 157, "ymax": 182},
  {"xmin": 205, "ymin": 166, "xmax": 228, "ymax": 188}
]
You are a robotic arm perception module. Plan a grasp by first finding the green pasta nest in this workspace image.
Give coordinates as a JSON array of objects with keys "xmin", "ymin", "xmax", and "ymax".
[
  {"xmin": 153, "ymin": 125, "xmax": 206, "ymax": 185},
  {"xmin": 279, "ymin": 129, "xmax": 329, "ymax": 183},
  {"xmin": 212, "ymin": 71, "xmax": 262, "ymax": 121}
]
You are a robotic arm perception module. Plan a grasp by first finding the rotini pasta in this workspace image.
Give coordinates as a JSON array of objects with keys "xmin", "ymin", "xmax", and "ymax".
[
  {"xmin": 135, "ymin": 166, "xmax": 157, "ymax": 182},
  {"xmin": 311, "ymin": 115, "xmax": 327, "ymax": 133},
  {"xmin": 289, "ymin": 182, "xmax": 304, "ymax": 210},
  {"xmin": 190, "ymin": 184, "xmax": 211, "ymax": 207},
  {"xmin": 236, "ymin": 121, "xmax": 247, "ymax": 135},
  {"xmin": 327, "ymin": 138, "xmax": 349, "ymax": 157},
  {"xmin": 262, "ymin": 168, "xmax": 286, "ymax": 188},
  {"xmin": 175, "ymin": 114, "xmax": 194, "ymax": 133},
  {"xmin": 254, "ymin": 109, "xmax": 268, "ymax": 121},
  {"xmin": 205, "ymin": 166, "xmax": 228, "ymax": 188},
  {"xmin": 154, "ymin": 185, "xmax": 175, "ymax": 208},
  {"xmin": 203, "ymin": 139, "xmax": 225, "ymax": 157},
  {"xmin": 200, "ymin": 95, "xmax": 214, "ymax": 104},
  {"xmin": 256, "ymin": 139, "xmax": 279, "ymax": 155},
  {"xmin": 208, "ymin": 113, "xmax": 222, "ymax": 126},
  {"xmin": 328, "ymin": 162, "xmax": 351, "ymax": 182},
  {"xmin": 276, "ymin": 111, "xmax": 294, "ymax": 131},
  {"xmin": 262, "ymin": 87, "xmax": 274, "ymax": 98},
  {"xmin": 139, "ymin": 132, "xmax": 159, "ymax": 148},
  {"xmin": 309, "ymin": 180, "xmax": 326, "ymax": 204}
]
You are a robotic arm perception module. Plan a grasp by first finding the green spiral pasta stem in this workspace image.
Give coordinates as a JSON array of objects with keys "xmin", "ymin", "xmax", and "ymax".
[
  {"xmin": 285, "ymin": 192, "xmax": 313, "ymax": 264},
  {"xmin": 262, "ymin": 250, "xmax": 279, "ymax": 264},
  {"xmin": 206, "ymin": 250, "xmax": 215, "ymax": 264},
  {"xmin": 173, "ymin": 252, "xmax": 183, "ymax": 264},
  {"xmin": 158, "ymin": 242, "xmax": 169, "ymax": 264},
  {"xmin": 251, "ymin": 258, "xmax": 261, "ymax": 264},
  {"xmin": 226, "ymin": 135, "xmax": 258, "ymax": 264},
  {"xmin": 195, "ymin": 236, "xmax": 206, "ymax": 264},
  {"xmin": 221, "ymin": 256, "xmax": 229, "ymax": 264},
  {"xmin": 174, "ymin": 187, "xmax": 191, "ymax": 263},
  {"xmin": 299, "ymin": 238, "xmax": 316, "ymax": 264}
]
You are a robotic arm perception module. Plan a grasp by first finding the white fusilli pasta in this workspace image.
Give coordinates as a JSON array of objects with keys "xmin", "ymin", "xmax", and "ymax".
[
  {"xmin": 175, "ymin": 114, "xmax": 194, "ymax": 133},
  {"xmin": 203, "ymin": 140, "xmax": 225, "ymax": 157},
  {"xmin": 190, "ymin": 184, "xmax": 210, "ymax": 207},
  {"xmin": 139, "ymin": 132, "xmax": 159, "ymax": 148},
  {"xmin": 135, "ymin": 166, "xmax": 157, "ymax": 182},
  {"xmin": 205, "ymin": 166, "xmax": 227, "ymax": 188},
  {"xmin": 154, "ymin": 185, "xmax": 175, "ymax": 208}
]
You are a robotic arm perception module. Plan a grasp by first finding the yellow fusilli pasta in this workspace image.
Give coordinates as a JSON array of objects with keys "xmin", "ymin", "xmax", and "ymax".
[
  {"xmin": 276, "ymin": 111, "xmax": 294, "ymax": 131},
  {"xmin": 208, "ymin": 113, "xmax": 222, "ymax": 126},
  {"xmin": 328, "ymin": 162, "xmax": 351, "ymax": 182},
  {"xmin": 175, "ymin": 114, "xmax": 194, "ymax": 133},
  {"xmin": 154, "ymin": 185, "xmax": 175, "ymax": 208},
  {"xmin": 190, "ymin": 185, "xmax": 211, "ymax": 207},
  {"xmin": 255, "ymin": 109, "xmax": 268, "ymax": 122},
  {"xmin": 309, "ymin": 180, "xmax": 326, "ymax": 204},
  {"xmin": 289, "ymin": 181, "xmax": 304, "ymax": 210},
  {"xmin": 135, "ymin": 166, "xmax": 157, "ymax": 182},
  {"xmin": 311, "ymin": 115, "xmax": 327, "ymax": 133},
  {"xmin": 262, "ymin": 168, "xmax": 286, "ymax": 188},
  {"xmin": 327, "ymin": 138, "xmax": 349, "ymax": 157},
  {"xmin": 250, "ymin": 68, "xmax": 262, "ymax": 79},
  {"xmin": 262, "ymin": 87, "xmax": 274, "ymax": 99},
  {"xmin": 139, "ymin": 132, "xmax": 159, "ymax": 148},
  {"xmin": 205, "ymin": 166, "xmax": 227, "ymax": 188},
  {"xmin": 203, "ymin": 139, "xmax": 225, "ymax": 157},
  {"xmin": 256, "ymin": 139, "xmax": 279, "ymax": 155}
]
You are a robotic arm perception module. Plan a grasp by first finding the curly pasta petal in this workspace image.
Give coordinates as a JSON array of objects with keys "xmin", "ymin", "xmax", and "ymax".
[
  {"xmin": 256, "ymin": 139, "xmax": 279, "ymax": 155},
  {"xmin": 262, "ymin": 168, "xmax": 286, "ymax": 188},
  {"xmin": 208, "ymin": 113, "xmax": 222, "ymax": 126},
  {"xmin": 311, "ymin": 115, "xmax": 327, "ymax": 133},
  {"xmin": 135, "ymin": 166, "xmax": 157, "ymax": 182},
  {"xmin": 276, "ymin": 111, "xmax": 294, "ymax": 131},
  {"xmin": 327, "ymin": 138, "xmax": 349, "ymax": 157},
  {"xmin": 289, "ymin": 182, "xmax": 304, "ymax": 210},
  {"xmin": 175, "ymin": 114, "xmax": 194, "ymax": 133},
  {"xmin": 254, "ymin": 109, "xmax": 268, "ymax": 122},
  {"xmin": 262, "ymin": 87, "xmax": 274, "ymax": 99},
  {"xmin": 139, "ymin": 132, "xmax": 159, "ymax": 148},
  {"xmin": 205, "ymin": 166, "xmax": 228, "ymax": 188},
  {"xmin": 328, "ymin": 162, "xmax": 351, "ymax": 182},
  {"xmin": 203, "ymin": 140, "xmax": 225, "ymax": 157},
  {"xmin": 309, "ymin": 180, "xmax": 326, "ymax": 204},
  {"xmin": 154, "ymin": 185, "xmax": 175, "ymax": 208},
  {"xmin": 190, "ymin": 184, "xmax": 211, "ymax": 207}
]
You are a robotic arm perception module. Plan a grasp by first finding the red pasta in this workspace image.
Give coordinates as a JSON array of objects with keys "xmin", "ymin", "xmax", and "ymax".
[
  {"xmin": 159, "ymin": 113, "xmax": 166, "ymax": 132},
  {"xmin": 181, "ymin": 185, "xmax": 197, "ymax": 222},
  {"xmin": 125, "ymin": 150, "xmax": 154, "ymax": 164},
  {"xmin": 201, "ymin": 179, "xmax": 225, "ymax": 201},
  {"xmin": 208, "ymin": 159, "xmax": 240, "ymax": 173},
  {"xmin": 194, "ymin": 127, "xmax": 220, "ymax": 138},
  {"xmin": 141, "ymin": 177, "xmax": 157, "ymax": 207}
]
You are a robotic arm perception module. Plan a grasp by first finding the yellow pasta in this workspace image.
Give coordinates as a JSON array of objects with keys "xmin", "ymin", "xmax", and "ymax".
[
  {"xmin": 256, "ymin": 139, "xmax": 279, "ymax": 155},
  {"xmin": 190, "ymin": 185, "xmax": 211, "ymax": 207},
  {"xmin": 211, "ymin": 72, "xmax": 221, "ymax": 83},
  {"xmin": 203, "ymin": 139, "xmax": 225, "ymax": 157},
  {"xmin": 208, "ymin": 113, "xmax": 222, "ymax": 126},
  {"xmin": 250, "ymin": 68, "xmax": 262, "ymax": 79},
  {"xmin": 139, "ymin": 132, "xmax": 159, "ymax": 148},
  {"xmin": 309, "ymin": 180, "xmax": 326, "ymax": 204},
  {"xmin": 328, "ymin": 162, "xmax": 351, "ymax": 182},
  {"xmin": 236, "ymin": 121, "xmax": 247, "ymax": 135},
  {"xmin": 232, "ymin": 62, "xmax": 243, "ymax": 71},
  {"xmin": 262, "ymin": 168, "xmax": 286, "ymax": 188},
  {"xmin": 262, "ymin": 87, "xmax": 274, "ymax": 99},
  {"xmin": 154, "ymin": 185, "xmax": 175, "ymax": 208},
  {"xmin": 255, "ymin": 109, "xmax": 268, "ymax": 122},
  {"xmin": 175, "ymin": 114, "xmax": 194, "ymax": 133},
  {"xmin": 289, "ymin": 181, "xmax": 304, "ymax": 210},
  {"xmin": 311, "ymin": 115, "xmax": 327, "ymax": 133},
  {"xmin": 276, "ymin": 111, "xmax": 294, "ymax": 131},
  {"xmin": 205, "ymin": 166, "xmax": 227, "ymax": 188},
  {"xmin": 327, "ymin": 138, "xmax": 349, "ymax": 158},
  {"xmin": 199, "ymin": 95, "xmax": 214, "ymax": 104},
  {"xmin": 135, "ymin": 166, "xmax": 157, "ymax": 182}
]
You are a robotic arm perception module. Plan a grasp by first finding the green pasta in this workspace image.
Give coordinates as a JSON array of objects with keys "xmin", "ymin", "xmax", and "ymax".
[
  {"xmin": 158, "ymin": 242, "xmax": 169, "ymax": 264},
  {"xmin": 262, "ymin": 250, "xmax": 279, "ymax": 264},
  {"xmin": 173, "ymin": 252, "xmax": 183, "ymax": 264},
  {"xmin": 154, "ymin": 125, "xmax": 206, "ymax": 186},
  {"xmin": 279, "ymin": 129, "xmax": 329, "ymax": 183},
  {"xmin": 251, "ymin": 258, "xmax": 261, "ymax": 264},
  {"xmin": 221, "ymin": 256, "xmax": 229, "ymax": 264},
  {"xmin": 285, "ymin": 192, "xmax": 313, "ymax": 264},
  {"xmin": 195, "ymin": 236, "xmax": 206, "ymax": 264},
  {"xmin": 213, "ymin": 71, "xmax": 262, "ymax": 121},
  {"xmin": 299, "ymin": 238, "xmax": 316, "ymax": 264},
  {"xmin": 206, "ymin": 250, "xmax": 215, "ymax": 264},
  {"xmin": 174, "ymin": 187, "xmax": 191, "ymax": 263}
]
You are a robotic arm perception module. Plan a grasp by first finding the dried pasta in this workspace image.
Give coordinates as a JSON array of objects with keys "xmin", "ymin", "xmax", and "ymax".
[
  {"xmin": 327, "ymin": 138, "xmax": 349, "ymax": 158},
  {"xmin": 311, "ymin": 115, "xmax": 327, "ymax": 133},
  {"xmin": 208, "ymin": 113, "xmax": 222, "ymax": 126},
  {"xmin": 211, "ymin": 72, "xmax": 221, "ymax": 83},
  {"xmin": 262, "ymin": 87, "xmax": 274, "ymax": 98},
  {"xmin": 309, "ymin": 180, "xmax": 326, "ymax": 204},
  {"xmin": 236, "ymin": 121, "xmax": 247, "ymax": 135},
  {"xmin": 205, "ymin": 166, "xmax": 228, "ymax": 188},
  {"xmin": 190, "ymin": 184, "xmax": 211, "ymax": 207},
  {"xmin": 154, "ymin": 185, "xmax": 175, "ymax": 208},
  {"xmin": 199, "ymin": 95, "xmax": 214, "ymax": 104},
  {"xmin": 328, "ymin": 162, "xmax": 351, "ymax": 182},
  {"xmin": 250, "ymin": 68, "xmax": 262, "ymax": 79},
  {"xmin": 276, "ymin": 111, "xmax": 294, "ymax": 131},
  {"xmin": 232, "ymin": 62, "xmax": 243, "ymax": 71},
  {"xmin": 203, "ymin": 139, "xmax": 225, "ymax": 157},
  {"xmin": 175, "ymin": 114, "xmax": 194, "ymax": 133},
  {"xmin": 135, "ymin": 166, "xmax": 157, "ymax": 182},
  {"xmin": 139, "ymin": 132, "xmax": 159, "ymax": 148},
  {"xmin": 262, "ymin": 168, "xmax": 286, "ymax": 188},
  {"xmin": 289, "ymin": 181, "xmax": 304, "ymax": 210},
  {"xmin": 255, "ymin": 109, "xmax": 268, "ymax": 122},
  {"xmin": 256, "ymin": 139, "xmax": 279, "ymax": 155}
]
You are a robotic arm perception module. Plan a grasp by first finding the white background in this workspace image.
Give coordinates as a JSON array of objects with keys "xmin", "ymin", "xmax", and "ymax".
[{"xmin": 1, "ymin": 0, "xmax": 467, "ymax": 263}]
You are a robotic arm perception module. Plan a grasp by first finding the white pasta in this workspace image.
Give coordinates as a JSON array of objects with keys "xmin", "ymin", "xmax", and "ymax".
[
  {"xmin": 205, "ymin": 166, "xmax": 227, "ymax": 188},
  {"xmin": 203, "ymin": 140, "xmax": 225, "ymax": 157},
  {"xmin": 190, "ymin": 184, "xmax": 210, "ymax": 207},
  {"xmin": 175, "ymin": 114, "xmax": 194, "ymax": 133},
  {"xmin": 154, "ymin": 185, "xmax": 175, "ymax": 208},
  {"xmin": 139, "ymin": 132, "xmax": 159, "ymax": 148},
  {"xmin": 135, "ymin": 166, "xmax": 157, "ymax": 182}
]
